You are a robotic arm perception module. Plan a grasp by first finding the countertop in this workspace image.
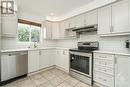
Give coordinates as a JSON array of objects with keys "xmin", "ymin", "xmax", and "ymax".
[
  {"xmin": 94, "ymin": 50, "xmax": 130, "ymax": 56},
  {"xmin": 1, "ymin": 47, "xmax": 71, "ymax": 53}
]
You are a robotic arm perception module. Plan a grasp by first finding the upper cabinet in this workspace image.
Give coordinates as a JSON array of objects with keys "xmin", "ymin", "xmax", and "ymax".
[
  {"xmin": 43, "ymin": 21, "xmax": 52, "ymax": 40},
  {"xmin": 51, "ymin": 22, "xmax": 60, "ymax": 39},
  {"xmin": 98, "ymin": 5, "xmax": 112, "ymax": 35},
  {"xmin": 112, "ymin": 0, "xmax": 129, "ymax": 33},
  {"xmin": 98, "ymin": 0, "xmax": 130, "ymax": 36},
  {"xmin": 86, "ymin": 9, "xmax": 98, "ymax": 26},
  {"xmin": 1, "ymin": 15, "xmax": 17, "ymax": 37},
  {"xmin": 1, "ymin": 0, "xmax": 18, "ymax": 37},
  {"xmin": 75, "ymin": 14, "xmax": 86, "ymax": 28}
]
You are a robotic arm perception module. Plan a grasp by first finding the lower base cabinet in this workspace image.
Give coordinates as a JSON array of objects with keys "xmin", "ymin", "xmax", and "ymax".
[
  {"xmin": 28, "ymin": 50, "xmax": 40, "ymax": 73},
  {"xmin": 115, "ymin": 55, "xmax": 130, "ymax": 87},
  {"xmin": 55, "ymin": 49, "xmax": 69, "ymax": 72}
]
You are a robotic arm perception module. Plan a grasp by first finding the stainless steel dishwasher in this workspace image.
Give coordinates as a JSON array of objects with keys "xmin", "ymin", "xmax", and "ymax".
[{"xmin": 0, "ymin": 51, "xmax": 28, "ymax": 84}]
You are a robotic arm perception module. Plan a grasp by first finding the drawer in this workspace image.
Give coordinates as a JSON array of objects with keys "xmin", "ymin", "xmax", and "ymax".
[
  {"xmin": 94, "ymin": 71, "xmax": 114, "ymax": 87},
  {"xmin": 94, "ymin": 53, "xmax": 114, "ymax": 61},
  {"xmin": 94, "ymin": 59, "xmax": 114, "ymax": 68},
  {"xmin": 94, "ymin": 65, "xmax": 114, "ymax": 75}
]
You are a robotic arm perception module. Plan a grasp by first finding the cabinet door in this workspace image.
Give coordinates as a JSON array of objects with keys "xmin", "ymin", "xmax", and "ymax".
[
  {"xmin": 86, "ymin": 9, "xmax": 98, "ymax": 25},
  {"xmin": 49, "ymin": 49, "xmax": 55, "ymax": 66},
  {"xmin": 44, "ymin": 21, "xmax": 52, "ymax": 39},
  {"xmin": 60, "ymin": 21, "xmax": 65, "ymax": 38},
  {"xmin": 55, "ymin": 50, "xmax": 60, "ymax": 67},
  {"xmin": 39, "ymin": 50, "xmax": 50, "ymax": 69},
  {"xmin": 98, "ymin": 5, "xmax": 112, "ymax": 35},
  {"xmin": 2, "ymin": 15, "xmax": 17, "ymax": 37},
  {"xmin": 28, "ymin": 50, "xmax": 39, "ymax": 73},
  {"xmin": 52, "ymin": 22, "xmax": 60, "ymax": 39},
  {"xmin": 115, "ymin": 55, "xmax": 130, "ymax": 87},
  {"xmin": 69, "ymin": 17, "xmax": 76, "ymax": 28},
  {"xmin": 63, "ymin": 50, "xmax": 69, "ymax": 71},
  {"xmin": 112, "ymin": 0, "xmax": 130, "ymax": 33},
  {"xmin": 75, "ymin": 14, "xmax": 86, "ymax": 28}
]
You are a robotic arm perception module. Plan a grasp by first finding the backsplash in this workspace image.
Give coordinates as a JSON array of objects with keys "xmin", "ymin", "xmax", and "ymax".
[
  {"xmin": 1, "ymin": 37, "xmax": 57, "ymax": 50},
  {"xmin": 57, "ymin": 32, "xmax": 130, "ymax": 52}
]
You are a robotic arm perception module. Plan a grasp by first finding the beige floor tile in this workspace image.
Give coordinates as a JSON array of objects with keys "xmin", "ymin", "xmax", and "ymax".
[
  {"xmin": 39, "ymin": 81, "xmax": 55, "ymax": 87},
  {"xmin": 50, "ymin": 77, "xmax": 64, "ymax": 86},
  {"xmin": 75, "ymin": 82, "xmax": 91, "ymax": 87},
  {"xmin": 57, "ymin": 81, "xmax": 73, "ymax": 87},
  {"xmin": 31, "ymin": 77, "xmax": 48, "ymax": 86},
  {"xmin": 58, "ymin": 73, "xmax": 71, "ymax": 80},
  {"xmin": 43, "ymin": 73, "xmax": 57, "ymax": 80},
  {"xmin": 65, "ymin": 77, "xmax": 79, "ymax": 86},
  {"xmin": 18, "ymin": 79, "xmax": 36, "ymax": 87},
  {"xmin": 50, "ymin": 69, "xmax": 65, "ymax": 76},
  {"xmin": 30, "ymin": 74, "xmax": 43, "ymax": 80}
]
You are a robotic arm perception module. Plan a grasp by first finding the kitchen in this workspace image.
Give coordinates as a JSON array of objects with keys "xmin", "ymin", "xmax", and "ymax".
[{"xmin": 0, "ymin": 0, "xmax": 130, "ymax": 87}]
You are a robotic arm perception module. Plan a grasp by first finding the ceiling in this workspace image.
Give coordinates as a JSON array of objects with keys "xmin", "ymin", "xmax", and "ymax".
[{"xmin": 17, "ymin": 0, "xmax": 94, "ymax": 18}]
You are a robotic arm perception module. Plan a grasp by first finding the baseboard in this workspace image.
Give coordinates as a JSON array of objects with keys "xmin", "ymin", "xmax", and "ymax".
[{"xmin": 28, "ymin": 65, "xmax": 55, "ymax": 76}]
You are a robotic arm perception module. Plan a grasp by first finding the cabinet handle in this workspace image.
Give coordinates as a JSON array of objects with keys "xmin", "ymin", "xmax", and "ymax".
[
  {"xmin": 39, "ymin": 51, "xmax": 41, "ymax": 55},
  {"xmin": 110, "ymin": 26, "xmax": 114, "ymax": 32}
]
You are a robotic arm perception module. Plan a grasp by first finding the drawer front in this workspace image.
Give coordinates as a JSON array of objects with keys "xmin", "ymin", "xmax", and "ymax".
[
  {"xmin": 94, "ymin": 53, "xmax": 114, "ymax": 61},
  {"xmin": 94, "ymin": 65, "xmax": 114, "ymax": 75},
  {"xmin": 94, "ymin": 71, "xmax": 114, "ymax": 87},
  {"xmin": 94, "ymin": 59, "xmax": 114, "ymax": 68}
]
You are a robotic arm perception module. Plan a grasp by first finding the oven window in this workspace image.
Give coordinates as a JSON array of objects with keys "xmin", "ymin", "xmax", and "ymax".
[{"xmin": 70, "ymin": 54, "xmax": 90, "ymax": 75}]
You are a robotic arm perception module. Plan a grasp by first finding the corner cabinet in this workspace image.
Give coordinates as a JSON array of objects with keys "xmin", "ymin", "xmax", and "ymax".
[
  {"xmin": 1, "ymin": 15, "xmax": 17, "ymax": 37},
  {"xmin": 98, "ymin": 0, "xmax": 130, "ymax": 36},
  {"xmin": 115, "ymin": 55, "xmax": 130, "ymax": 87}
]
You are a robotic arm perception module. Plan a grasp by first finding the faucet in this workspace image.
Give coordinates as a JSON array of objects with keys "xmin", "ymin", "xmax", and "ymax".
[{"xmin": 34, "ymin": 42, "xmax": 38, "ymax": 48}]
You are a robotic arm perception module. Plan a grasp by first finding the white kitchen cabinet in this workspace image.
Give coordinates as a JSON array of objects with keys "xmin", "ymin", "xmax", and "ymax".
[
  {"xmin": 86, "ymin": 9, "xmax": 98, "ymax": 25},
  {"xmin": 115, "ymin": 55, "xmax": 130, "ymax": 87},
  {"xmin": 75, "ymin": 14, "xmax": 86, "ymax": 28},
  {"xmin": 98, "ymin": 5, "xmax": 112, "ymax": 35},
  {"xmin": 98, "ymin": 0, "xmax": 130, "ymax": 36},
  {"xmin": 43, "ymin": 21, "xmax": 52, "ymax": 39},
  {"xmin": 52, "ymin": 22, "xmax": 60, "ymax": 39},
  {"xmin": 65, "ymin": 17, "xmax": 76, "ymax": 29},
  {"xmin": 94, "ymin": 52, "xmax": 115, "ymax": 87},
  {"xmin": 39, "ymin": 50, "xmax": 50, "ymax": 69},
  {"xmin": 55, "ymin": 49, "xmax": 69, "ymax": 72},
  {"xmin": 1, "ymin": 15, "xmax": 17, "ymax": 37},
  {"xmin": 39, "ymin": 49, "xmax": 55, "ymax": 70},
  {"xmin": 112, "ymin": 0, "xmax": 130, "ymax": 33},
  {"xmin": 49, "ymin": 49, "xmax": 55, "ymax": 66},
  {"xmin": 60, "ymin": 21, "xmax": 66, "ymax": 38},
  {"xmin": 28, "ymin": 50, "xmax": 40, "ymax": 73}
]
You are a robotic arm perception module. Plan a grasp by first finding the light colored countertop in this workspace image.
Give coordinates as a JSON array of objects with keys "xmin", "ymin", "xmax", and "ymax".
[
  {"xmin": 1, "ymin": 47, "xmax": 71, "ymax": 53},
  {"xmin": 94, "ymin": 50, "xmax": 130, "ymax": 56}
]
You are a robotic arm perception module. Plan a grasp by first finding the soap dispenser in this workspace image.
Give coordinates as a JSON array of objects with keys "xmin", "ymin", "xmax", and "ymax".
[{"xmin": 126, "ymin": 40, "xmax": 130, "ymax": 48}]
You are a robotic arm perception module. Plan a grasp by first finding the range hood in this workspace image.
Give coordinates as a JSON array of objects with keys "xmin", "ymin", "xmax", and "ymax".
[{"xmin": 72, "ymin": 24, "xmax": 98, "ymax": 33}]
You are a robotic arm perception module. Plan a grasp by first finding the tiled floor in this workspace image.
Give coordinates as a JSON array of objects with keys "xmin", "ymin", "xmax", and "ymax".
[{"xmin": 1, "ymin": 68, "xmax": 94, "ymax": 87}]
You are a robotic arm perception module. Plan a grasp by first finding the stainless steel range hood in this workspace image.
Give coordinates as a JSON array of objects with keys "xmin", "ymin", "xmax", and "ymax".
[{"xmin": 72, "ymin": 24, "xmax": 98, "ymax": 33}]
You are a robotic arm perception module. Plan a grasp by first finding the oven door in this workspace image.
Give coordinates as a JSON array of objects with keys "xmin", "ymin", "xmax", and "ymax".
[{"xmin": 70, "ymin": 51, "xmax": 92, "ymax": 77}]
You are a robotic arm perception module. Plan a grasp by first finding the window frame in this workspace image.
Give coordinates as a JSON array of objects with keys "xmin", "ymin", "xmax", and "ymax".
[{"xmin": 17, "ymin": 19, "xmax": 42, "ymax": 43}]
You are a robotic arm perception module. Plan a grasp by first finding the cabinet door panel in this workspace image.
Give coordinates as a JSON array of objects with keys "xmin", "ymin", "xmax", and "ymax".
[
  {"xmin": 28, "ymin": 51, "xmax": 39, "ymax": 73},
  {"xmin": 60, "ymin": 21, "xmax": 65, "ymax": 38},
  {"xmin": 39, "ymin": 50, "xmax": 50, "ymax": 69},
  {"xmin": 44, "ymin": 21, "xmax": 52, "ymax": 39},
  {"xmin": 2, "ymin": 15, "xmax": 17, "ymax": 37},
  {"xmin": 75, "ymin": 14, "xmax": 86, "ymax": 28},
  {"xmin": 112, "ymin": 0, "xmax": 129, "ymax": 33},
  {"xmin": 115, "ymin": 55, "xmax": 130, "ymax": 87},
  {"xmin": 86, "ymin": 10, "xmax": 98, "ymax": 25},
  {"xmin": 98, "ymin": 5, "xmax": 111, "ymax": 35},
  {"xmin": 52, "ymin": 22, "xmax": 60, "ymax": 39}
]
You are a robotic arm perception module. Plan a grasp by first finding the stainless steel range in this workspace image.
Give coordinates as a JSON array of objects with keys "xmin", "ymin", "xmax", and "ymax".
[{"xmin": 69, "ymin": 42, "xmax": 99, "ymax": 85}]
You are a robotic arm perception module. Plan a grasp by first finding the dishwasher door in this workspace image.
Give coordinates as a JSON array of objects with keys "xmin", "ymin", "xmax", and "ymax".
[{"xmin": 1, "ymin": 51, "xmax": 28, "ymax": 82}]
